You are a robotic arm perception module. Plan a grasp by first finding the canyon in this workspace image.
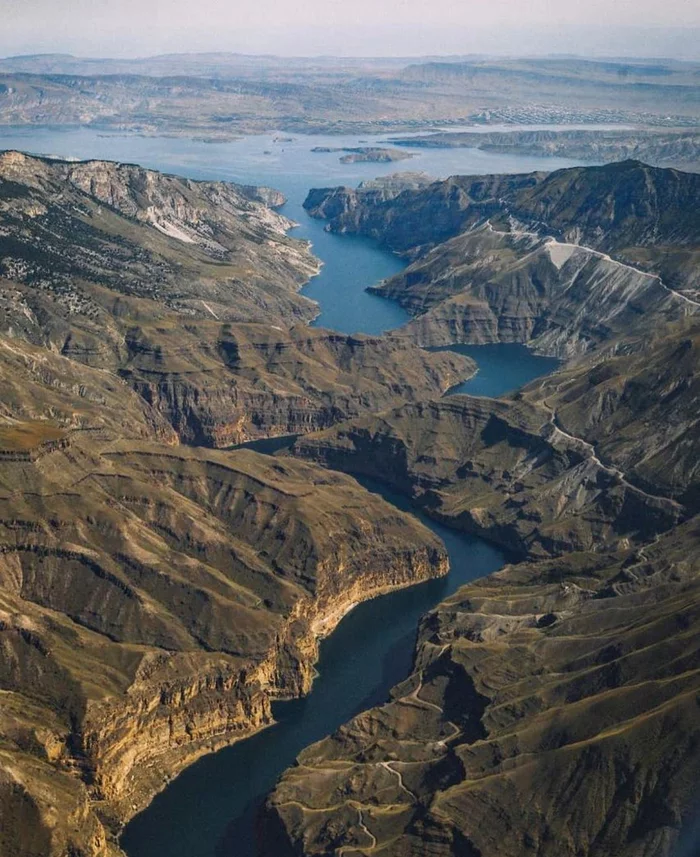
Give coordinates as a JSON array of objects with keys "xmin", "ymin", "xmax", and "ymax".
[
  {"xmin": 265, "ymin": 314, "xmax": 700, "ymax": 857},
  {"xmin": 0, "ymin": 151, "xmax": 470, "ymax": 856},
  {"xmin": 257, "ymin": 161, "xmax": 700, "ymax": 857},
  {"xmin": 0, "ymin": 133, "xmax": 698, "ymax": 857},
  {"xmin": 305, "ymin": 161, "xmax": 700, "ymax": 354}
]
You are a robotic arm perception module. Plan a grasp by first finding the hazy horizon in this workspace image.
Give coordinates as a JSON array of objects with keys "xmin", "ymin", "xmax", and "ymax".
[
  {"xmin": 3, "ymin": 39, "xmax": 700, "ymax": 62},
  {"xmin": 3, "ymin": 0, "xmax": 700, "ymax": 61}
]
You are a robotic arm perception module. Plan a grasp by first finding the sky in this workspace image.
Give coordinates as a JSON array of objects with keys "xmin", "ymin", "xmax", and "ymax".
[{"xmin": 2, "ymin": 0, "xmax": 700, "ymax": 59}]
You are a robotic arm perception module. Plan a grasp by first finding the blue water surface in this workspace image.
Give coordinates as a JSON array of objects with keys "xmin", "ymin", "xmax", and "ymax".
[{"xmin": 0, "ymin": 125, "xmax": 580, "ymax": 336}]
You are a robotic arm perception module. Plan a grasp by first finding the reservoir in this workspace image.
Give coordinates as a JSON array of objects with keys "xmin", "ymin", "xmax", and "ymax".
[
  {"xmin": 0, "ymin": 125, "xmax": 580, "ymax": 337},
  {"xmin": 0, "ymin": 126, "xmax": 578, "ymax": 856}
]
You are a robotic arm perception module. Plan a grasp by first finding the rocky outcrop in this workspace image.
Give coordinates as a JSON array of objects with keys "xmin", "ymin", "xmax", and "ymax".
[
  {"xmin": 262, "ymin": 518, "xmax": 700, "ymax": 857},
  {"xmin": 290, "ymin": 321, "xmax": 699, "ymax": 558},
  {"xmin": 305, "ymin": 161, "xmax": 700, "ymax": 353},
  {"xmin": 117, "ymin": 322, "xmax": 473, "ymax": 447},
  {"xmin": 0, "ymin": 152, "xmax": 475, "ymax": 446},
  {"xmin": 265, "ymin": 321, "xmax": 700, "ymax": 857},
  {"xmin": 0, "ymin": 420, "xmax": 448, "ymax": 854},
  {"xmin": 236, "ymin": 184, "xmax": 287, "ymax": 208}
]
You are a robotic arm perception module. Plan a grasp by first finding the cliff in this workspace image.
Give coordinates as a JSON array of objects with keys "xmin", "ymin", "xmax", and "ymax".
[
  {"xmin": 290, "ymin": 321, "xmax": 698, "ymax": 558},
  {"xmin": 265, "ymin": 317, "xmax": 700, "ymax": 857},
  {"xmin": 0, "ymin": 415, "xmax": 449, "ymax": 855},
  {"xmin": 0, "ymin": 152, "xmax": 475, "ymax": 445},
  {"xmin": 305, "ymin": 161, "xmax": 700, "ymax": 354},
  {"xmin": 263, "ymin": 518, "xmax": 700, "ymax": 857},
  {"xmin": 304, "ymin": 172, "xmax": 543, "ymax": 254}
]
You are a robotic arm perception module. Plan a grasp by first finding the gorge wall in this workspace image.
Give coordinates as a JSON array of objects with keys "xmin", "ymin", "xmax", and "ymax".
[
  {"xmin": 305, "ymin": 161, "xmax": 700, "ymax": 355},
  {"xmin": 266, "ymin": 317, "xmax": 700, "ymax": 857},
  {"xmin": 0, "ymin": 153, "xmax": 460, "ymax": 856}
]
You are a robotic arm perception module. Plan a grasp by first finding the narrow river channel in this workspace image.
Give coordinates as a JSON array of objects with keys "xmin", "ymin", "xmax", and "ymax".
[
  {"xmin": 121, "ymin": 186, "xmax": 557, "ymax": 857},
  {"xmin": 0, "ymin": 125, "xmax": 568, "ymax": 857}
]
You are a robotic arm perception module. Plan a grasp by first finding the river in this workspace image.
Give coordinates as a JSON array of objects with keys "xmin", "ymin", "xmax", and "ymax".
[
  {"xmin": 0, "ymin": 126, "xmax": 573, "ymax": 856},
  {"xmin": 122, "ymin": 485, "xmax": 510, "ymax": 857}
]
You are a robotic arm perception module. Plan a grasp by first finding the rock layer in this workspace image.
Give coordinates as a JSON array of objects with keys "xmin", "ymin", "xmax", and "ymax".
[
  {"xmin": 0, "ymin": 153, "xmax": 461, "ymax": 857},
  {"xmin": 267, "ymin": 318, "xmax": 700, "ymax": 857},
  {"xmin": 0, "ymin": 417, "xmax": 448, "ymax": 854},
  {"xmin": 305, "ymin": 161, "xmax": 700, "ymax": 354},
  {"xmin": 116, "ymin": 322, "xmax": 473, "ymax": 447},
  {"xmin": 0, "ymin": 151, "xmax": 475, "ymax": 447},
  {"xmin": 291, "ymin": 322, "xmax": 698, "ymax": 558},
  {"xmin": 263, "ymin": 519, "xmax": 700, "ymax": 857}
]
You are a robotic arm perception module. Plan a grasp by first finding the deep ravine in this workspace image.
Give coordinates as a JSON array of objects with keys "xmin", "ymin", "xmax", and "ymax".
[
  {"xmin": 0, "ymin": 127, "xmax": 570, "ymax": 857},
  {"xmin": 121, "ymin": 269, "xmax": 559, "ymax": 857}
]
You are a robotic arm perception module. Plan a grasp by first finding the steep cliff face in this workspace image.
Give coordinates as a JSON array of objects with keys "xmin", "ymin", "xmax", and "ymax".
[
  {"xmin": 0, "ymin": 424, "xmax": 448, "ymax": 853},
  {"xmin": 304, "ymin": 172, "xmax": 544, "ymax": 254},
  {"xmin": 0, "ymin": 152, "xmax": 475, "ymax": 445},
  {"xmin": 266, "ymin": 318, "xmax": 700, "ymax": 857},
  {"xmin": 290, "ymin": 322, "xmax": 698, "ymax": 559},
  {"xmin": 305, "ymin": 161, "xmax": 700, "ymax": 352},
  {"xmin": 262, "ymin": 519, "xmax": 700, "ymax": 857},
  {"xmin": 0, "ymin": 151, "xmax": 320, "ymax": 337},
  {"xmin": 116, "ymin": 322, "xmax": 473, "ymax": 447}
]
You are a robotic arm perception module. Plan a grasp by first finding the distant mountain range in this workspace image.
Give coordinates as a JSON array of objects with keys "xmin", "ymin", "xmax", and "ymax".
[{"xmin": 0, "ymin": 54, "xmax": 698, "ymax": 137}]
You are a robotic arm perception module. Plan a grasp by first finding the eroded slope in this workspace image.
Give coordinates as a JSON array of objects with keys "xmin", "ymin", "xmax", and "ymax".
[
  {"xmin": 267, "ymin": 319, "xmax": 700, "ymax": 857},
  {"xmin": 292, "ymin": 323, "xmax": 698, "ymax": 558},
  {"xmin": 263, "ymin": 520, "xmax": 700, "ymax": 857},
  {"xmin": 305, "ymin": 161, "xmax": 700, "ymax": 354},
  {"xmin": 0, "ymin": 151, "xmax": 474, "ymax": 445},
  {"xmin": 0, "ymin": 153, "xmax": 464, "ymax": 856},
  {"xmin": 0, "ymin": 375, "xmax": 448, "ymax": 854}
]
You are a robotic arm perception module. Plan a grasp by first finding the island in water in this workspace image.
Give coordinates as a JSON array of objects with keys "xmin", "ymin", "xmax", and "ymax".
[{"xmin": 311, "ymin": 145, "xmax": 416, "ymax": 163}]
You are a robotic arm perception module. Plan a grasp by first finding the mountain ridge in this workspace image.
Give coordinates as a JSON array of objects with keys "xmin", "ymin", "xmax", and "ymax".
[{"xmin": 305, "ymin": 160, "xmax": 700, "ymax": 354}]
